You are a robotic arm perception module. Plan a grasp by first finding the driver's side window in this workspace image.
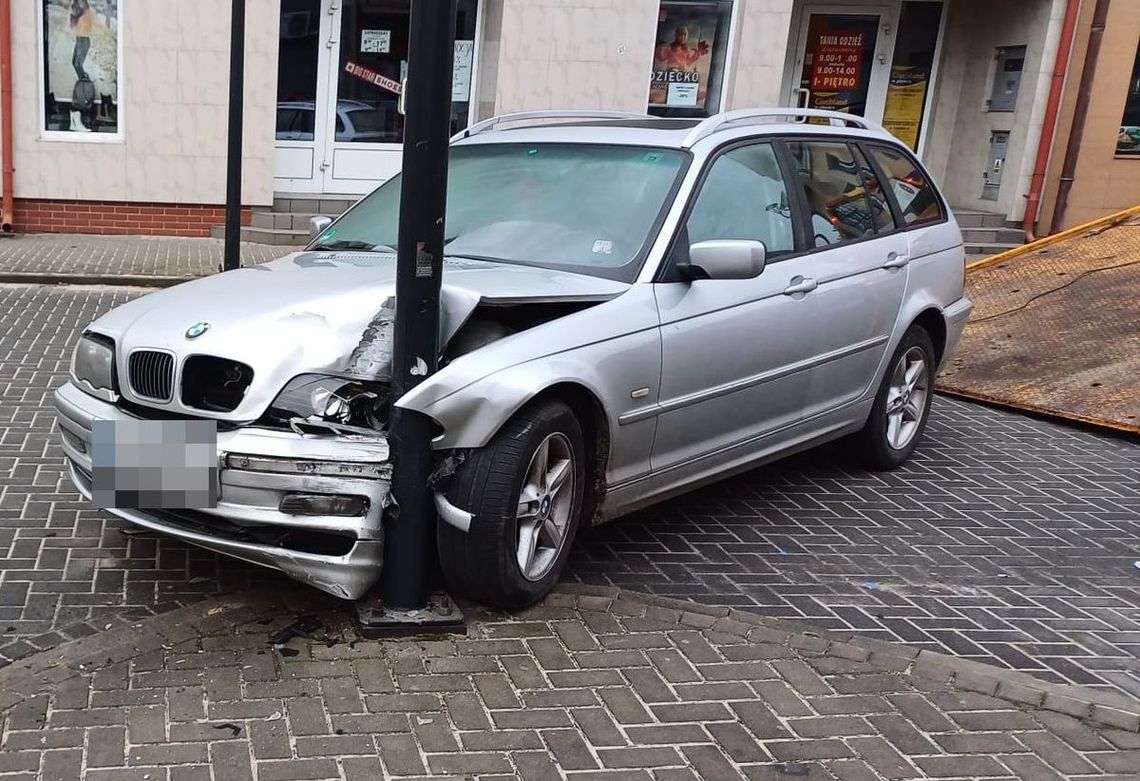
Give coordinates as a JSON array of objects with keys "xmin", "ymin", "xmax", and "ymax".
[{"xmin": 684, "ymin": 143, "xmax": 796, "ymax": 258}]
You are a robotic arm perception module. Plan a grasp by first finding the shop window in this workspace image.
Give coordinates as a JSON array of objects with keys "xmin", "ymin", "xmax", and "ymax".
[
  {"xmin": 649, "ymin": 1, "xmax": 733, "ymax": 119},
  {"xmin": 40, "ymin": 0, "xmax": 120, "ymax": 137},
  {"xmin": 1118, "ymin": 41, "xmax": 1140, "ymax": 157},
  {"xmin": 883, "ymin": 1, "xmax": 943, "ymax": 151}
]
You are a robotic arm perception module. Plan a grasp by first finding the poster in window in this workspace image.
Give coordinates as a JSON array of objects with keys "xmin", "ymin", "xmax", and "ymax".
[
  {"xmin": 1118, "ymin": 43, "xmax": 1140, "ymax": 156},
  {"xmin": 810, "ymin": 31, "xmax": 864, "ymax": 92},
  {"xmin": 882, "ymin": 66, "xmax": 928, "ymax": 151},
  {"xmin": 650, "ymin": 4, "xmax": 719, "ymax": 110},
  {"xmin": 42, "ymin": 0, "xmax": 119, "ymax": 135}
]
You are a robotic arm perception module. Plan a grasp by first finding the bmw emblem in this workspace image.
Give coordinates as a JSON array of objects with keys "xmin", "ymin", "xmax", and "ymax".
[{"xmin": 185, "ymin": 322, "xmax": 210, "ymax": 339}]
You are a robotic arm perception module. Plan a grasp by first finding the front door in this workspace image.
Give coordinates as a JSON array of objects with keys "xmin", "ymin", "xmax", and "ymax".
[
  {"xmin": 789, "ymin": 6, "xmax": 894, "ymax": 122},
  {"xmin": 275, "ymin": 0, "xmax": 479, "ymax": 196},
  {"xmin": 651, "ymin": 142, "xmax": 820, "ymax": 473}
]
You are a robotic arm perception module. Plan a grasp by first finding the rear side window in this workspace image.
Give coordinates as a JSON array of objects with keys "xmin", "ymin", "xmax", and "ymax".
[
  {"xmin": 853, "ymin": 146, "xmax": 894, "ymax": 233},
  {"xmin": 867, "ymin": 145, "xmax": 944, "ymax": 227},
  {"xmin": 787, "ymin": 140, "xmax": 878, "ymax": 247}
]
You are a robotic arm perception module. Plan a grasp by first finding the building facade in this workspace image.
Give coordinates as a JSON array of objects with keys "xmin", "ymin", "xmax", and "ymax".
[{"xmin": 0, "ymin": 0, "xmax": 1135, "ymax": 240}]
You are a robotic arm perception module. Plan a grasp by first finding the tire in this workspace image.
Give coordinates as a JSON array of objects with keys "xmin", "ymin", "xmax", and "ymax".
[
  {"xmin": 847, "ymin": 325, "xmax": 936, "ymax": 471},
  {"xmin": 438, "ymin": 400, "xmax": 587, "ymax": 609}
]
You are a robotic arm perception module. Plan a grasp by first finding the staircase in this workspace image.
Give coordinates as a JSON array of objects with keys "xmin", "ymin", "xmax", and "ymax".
[
  {"xmin": 211, "ymin": 195, "xmax": 357, "ymax": 247},
  {"xmin": 955, "ymin": 209, "xmax": 1025, "ymax": 259}
]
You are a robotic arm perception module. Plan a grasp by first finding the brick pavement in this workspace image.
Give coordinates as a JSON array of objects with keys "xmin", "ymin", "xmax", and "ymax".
[
  {"xmin": 0, "ymin": 234, "xmax": 290, "ymax": 281},
  {"xmin": 1, "ymin": 283, "xmax": 1139, "ymax": 704},
  {"xmin": 1, "ymin": 586, "xmax": 1137, "ymax": 781}
]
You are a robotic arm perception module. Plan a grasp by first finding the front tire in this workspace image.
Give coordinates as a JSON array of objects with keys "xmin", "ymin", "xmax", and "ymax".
[
  {"xmin": 847, "ymin": 325, "xmax": 936, "ymax": 471},
  {"xmin": 438, "ymin": 400, "xmax": 586, "ymax": 609}
]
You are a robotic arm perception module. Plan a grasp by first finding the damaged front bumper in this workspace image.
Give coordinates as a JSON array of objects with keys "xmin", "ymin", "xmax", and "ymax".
[{"xmin": 53, "ymin": 381, "xmax": 391, "ymax": 600}]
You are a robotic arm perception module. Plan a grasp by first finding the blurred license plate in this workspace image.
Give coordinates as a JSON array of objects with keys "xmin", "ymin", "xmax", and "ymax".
[{"xmin": 90, "ymin": 419, "xmax": 219, "ymax": 509}]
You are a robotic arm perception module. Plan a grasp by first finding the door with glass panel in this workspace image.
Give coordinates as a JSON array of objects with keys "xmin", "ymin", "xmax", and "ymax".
[
  {"xmin": 788, "ymin": 6, "xmax": 894, "ymax": 122},
  {"xmin": 275, "ymin": 0, "xmax": 479, "ymax": 196}
]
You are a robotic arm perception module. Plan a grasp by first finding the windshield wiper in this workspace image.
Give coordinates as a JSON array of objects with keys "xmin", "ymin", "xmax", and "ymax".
[{"xmin": 308, "ymin": 240, "xmax": 396, "ymax": 252}]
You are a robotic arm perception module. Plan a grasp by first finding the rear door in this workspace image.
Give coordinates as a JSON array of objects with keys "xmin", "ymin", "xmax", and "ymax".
[
  {"xmin": 651, "ymin": 141, "xmax": 821, "ymax": 471},
  {"xmin": 784, "ymin": 138, "xmax": 910, "ymax": 417}
]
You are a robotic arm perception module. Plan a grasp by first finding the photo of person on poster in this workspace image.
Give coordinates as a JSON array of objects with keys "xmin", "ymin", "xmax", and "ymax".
[
  {"xmin": 649, "ymin": 4, "xmax": 719, "ymax": 111},
  {"xmin": 42, "ymin": 0, "xmax": 119, "ymax": 134}
]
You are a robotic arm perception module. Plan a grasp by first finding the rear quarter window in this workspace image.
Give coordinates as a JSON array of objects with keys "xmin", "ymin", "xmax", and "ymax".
[{"xmin": 866, "ymin": 145, "xmax": 944, "ymax": 227}]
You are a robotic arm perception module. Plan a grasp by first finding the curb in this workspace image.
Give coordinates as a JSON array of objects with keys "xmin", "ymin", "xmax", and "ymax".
[
  {"xmin": 1, "ymin": 582, "xmax": 1136, "ymax": 735},
  {"xmin": 552, "ymin": 584, "xmax": 1140, "ymax": 733},
  {"xmin": 0, "ymin": 272, "xmax": 198, "ymax": 288},
  {"xmin": 965, "ymin": 204, "xmax": 1140, "ymax": 273}
]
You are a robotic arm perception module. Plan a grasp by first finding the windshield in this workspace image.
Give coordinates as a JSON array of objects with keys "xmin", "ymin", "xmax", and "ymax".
[{"xmin": 310, "ymin": 143, "xmax": 689, "ymax": 281}]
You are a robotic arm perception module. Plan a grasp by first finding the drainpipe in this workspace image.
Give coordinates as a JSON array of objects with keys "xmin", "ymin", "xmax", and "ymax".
[
  {"xmin": 1022, "ymin": 0, "xmax": 1081, "ymax": 242},
  {"xmin": 1, "ymin": 0, "xmax": 14, "ymax": 232},
  {"xmin": 1050, "ymin": 0, "xmax": 1110, "ymax": 234}
]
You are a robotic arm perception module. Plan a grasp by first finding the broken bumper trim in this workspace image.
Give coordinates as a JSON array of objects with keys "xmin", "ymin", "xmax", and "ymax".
[{"xmin": 54, "ymin": 381, "xmax": 391, "ymax": 600}]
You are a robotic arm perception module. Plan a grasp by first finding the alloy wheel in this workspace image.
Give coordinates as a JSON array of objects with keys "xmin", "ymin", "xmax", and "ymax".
[
  {"xmin": 515, "ymin": 432, "xmax": 575, "ymax": 582},
  {"xmin": 884, "ymin": 346, "xmax": 929, "ymax": 450}
]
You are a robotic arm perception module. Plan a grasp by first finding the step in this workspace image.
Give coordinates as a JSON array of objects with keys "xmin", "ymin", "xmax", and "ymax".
[
  {"xmin": 955, "ymin": 210, "xmax": 1009, "ymax": 229},
  {"xmin": 960, "ymin": 227, "xmax": 1025, "ymax": 245},
  {"xmin": 271, "ymin": 196, "xmax": 356, "ymax": 216},
  {"xmin": 251, "ymin": 211, "xmax": 327, "ymax": 232},
  {"xmin": 963, "ymin": 241, "xmax": 1024, "ymax": 257},
  {"xmin": 210, "ymin": 225, "xmax": 308, "ymax": 247}
]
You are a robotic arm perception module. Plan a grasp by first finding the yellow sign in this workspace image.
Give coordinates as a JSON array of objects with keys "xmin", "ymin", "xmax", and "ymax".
[{"xmin": 883, "ymin": 66, "xmax": 928, "ymax": 150}]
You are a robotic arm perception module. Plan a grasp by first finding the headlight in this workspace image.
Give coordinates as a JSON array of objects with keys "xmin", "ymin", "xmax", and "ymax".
[
  {"xmin": 265, "ymin": 374, "xmax": 389, "ymax": 429},
  {"xmin": 71, "ymin": 333, "xmax": 116, "ymax": 395}
]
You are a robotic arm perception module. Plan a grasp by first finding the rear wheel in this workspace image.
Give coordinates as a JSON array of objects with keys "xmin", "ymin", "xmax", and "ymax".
[
  {"xmin": 847, "ymin": 325, "xmax": 935, "ymax": 470},
  {"xmin": 437, "ymin": 400, "xmax": 586, "ymax": 609}
]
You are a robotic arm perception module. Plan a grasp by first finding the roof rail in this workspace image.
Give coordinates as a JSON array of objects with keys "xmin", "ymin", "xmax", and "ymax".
[
  {"xmin": 453, "ymin": 110, "xmax": 652, "ymax": 141},
  {"xmin": 682, "ymin": 108, "xmax": 889, "ymax": 147}
]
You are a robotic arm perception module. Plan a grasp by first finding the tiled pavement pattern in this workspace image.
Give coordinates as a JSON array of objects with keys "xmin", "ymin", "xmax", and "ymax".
[
  {"xmin": 2, "ymin": 283, "xmax": 1140, "ymax": 698},
  {"xmin": 0, "ymin": 234, "xmax": 288, "ymax": 279},
  {"xmin": 2, "ymin": 588, "xmax": 1138, "ymax": 781}
]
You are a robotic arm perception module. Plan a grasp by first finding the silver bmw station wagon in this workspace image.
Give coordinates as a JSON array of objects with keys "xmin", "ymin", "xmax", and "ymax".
[{"xmin": 55, "ymin": 109, "xmax": 972, "ymax": 608}]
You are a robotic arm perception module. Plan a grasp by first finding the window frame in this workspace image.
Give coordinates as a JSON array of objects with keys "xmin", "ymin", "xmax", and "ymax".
[
  {"xmin": 858, "ymin": 140, "xmax": 950, "ymax": 231},
  {"xmin": 655, "ymin": 137, "xmax": 808, "ymax": 283},
  {"xmin": 36, "ymin": 0, "xmax": 126, "ymax": 143}
]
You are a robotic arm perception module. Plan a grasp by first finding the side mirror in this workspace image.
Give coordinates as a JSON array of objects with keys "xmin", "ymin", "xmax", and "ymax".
[
  {"xmin": 688, "ymin": 240, "xmax": 767, "ymax": 280},
  {"xmin": 309, "ymin": 215, "xmax": 333, "ymax": 240}
]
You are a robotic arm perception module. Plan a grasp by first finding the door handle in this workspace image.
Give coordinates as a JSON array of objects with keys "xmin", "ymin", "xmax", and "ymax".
[
  {"xmin": 783, "ymin": 277, "xmax": 818, "ymax": 296},
  {"xmin": 882, "ymin": 253, "xmax": 910, "ymax": 270}
]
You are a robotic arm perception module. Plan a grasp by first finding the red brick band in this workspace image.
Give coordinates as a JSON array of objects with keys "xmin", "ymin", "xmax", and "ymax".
[{"xmin": 12, "ymin": 199, "xmax": 252, "ymax": 237}]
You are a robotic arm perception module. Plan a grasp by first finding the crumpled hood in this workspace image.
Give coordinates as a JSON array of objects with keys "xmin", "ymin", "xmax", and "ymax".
[{"xmin": 87, "ymin": 251, "xmax": 629, "ymax": 421}]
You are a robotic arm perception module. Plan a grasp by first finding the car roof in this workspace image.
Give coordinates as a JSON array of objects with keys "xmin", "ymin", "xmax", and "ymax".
[{"xmin": 451, "ymin": 109, "xmax": 899, "ymax": 151}]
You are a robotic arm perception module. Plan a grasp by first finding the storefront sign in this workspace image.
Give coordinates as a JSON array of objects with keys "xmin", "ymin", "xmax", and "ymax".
[
  {"xmin": 360, "ymin": 29, "xmax": 391, "ymax": 54},
  {"xmin": 883, "ymin": 65, "xmax": 928, "ymax": 150},
  {"xmin": 649, "ymin": 5, "xmax": 719, "ymax": 110},
  {"xmin": 453, "ymin": 40, "xmax": 474, "ymax": 102},
  {"xmin": 345, "ymin": 61, "xmax": 402, "ymax": 95},
  {"xmin": 811, "ymin": 32, "xmax": 864, "ymax": 92}
]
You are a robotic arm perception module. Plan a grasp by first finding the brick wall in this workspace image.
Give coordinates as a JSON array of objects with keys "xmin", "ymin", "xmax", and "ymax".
[{"xmin": 12, "ymin": 200, "xmax": 252, "ymax": 237}]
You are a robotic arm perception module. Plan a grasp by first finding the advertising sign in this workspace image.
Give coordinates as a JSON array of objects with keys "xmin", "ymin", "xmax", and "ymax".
[
  {"xmin": 453, "ymin": 40, "xmax": 474, "ymax": 102},
  {"xmin": 810, "ymin": 32, "xmax": 864, "ymax": 92},
  {"xmin": 883, "ymin": 65, "xmax": 928, "ymax": 150},
  {"xmin": 345, "ymin": 61, "xmax": 402, "ymax": 96},
  {"xmin": 649, "ymin": 4, "xmax": 719, "ymax": 110}
]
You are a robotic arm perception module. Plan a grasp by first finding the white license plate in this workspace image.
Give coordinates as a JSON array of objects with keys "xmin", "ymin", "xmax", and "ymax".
[{"xmin": 90, "ymin": 419, "xmax": 219, "ymax": 509}]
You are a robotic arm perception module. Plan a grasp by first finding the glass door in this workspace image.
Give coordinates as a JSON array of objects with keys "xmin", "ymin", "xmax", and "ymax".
[
  {"xmin": 789, "ymin": 6, "xmax": 894, "ymax": 122},
  {"xmin": 274, "ymin": 0, "xmax": 479, "ymax": 196},
  {"xmin": 322, "ymin": 0, "xmax": 479, "ymax": 195},
  {"xmin": 274, "ymin": 0, "xmax": 327, "ymax": 193}
]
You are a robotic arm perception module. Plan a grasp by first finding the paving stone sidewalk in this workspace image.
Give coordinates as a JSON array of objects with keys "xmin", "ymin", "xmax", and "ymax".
[
  {"xmin": 2, "ymin": 586, "xmax": 1138, "ymax": 781},
  {"xmin": 0, "ymin": 233, "xmax": 293, "ymax": 282}
]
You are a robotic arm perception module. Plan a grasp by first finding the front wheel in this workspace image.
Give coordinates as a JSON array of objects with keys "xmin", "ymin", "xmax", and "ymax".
[
  {"xmin": 847, "ymin": 325, "xmax": 936, "ymax": 471},
  {"xmin": 437, "ymin": 400, "xmax": 586, "ymax": 609}
]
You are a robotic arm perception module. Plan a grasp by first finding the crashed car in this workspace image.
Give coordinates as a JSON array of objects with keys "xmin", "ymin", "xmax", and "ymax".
[{"xmin": 54, "ymin": 108, "xmax": 971, "ymax": 608}]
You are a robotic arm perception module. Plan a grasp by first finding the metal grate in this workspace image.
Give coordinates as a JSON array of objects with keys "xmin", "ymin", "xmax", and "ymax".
[{"xmin": 128, "ymin": 350, "xmax": 175, "ymax": 402}]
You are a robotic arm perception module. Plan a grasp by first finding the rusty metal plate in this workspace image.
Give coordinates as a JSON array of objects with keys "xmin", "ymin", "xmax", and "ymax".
[{"xmin": 938, "ymin": 214, "xmax": 1140, "ymax": 434}]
